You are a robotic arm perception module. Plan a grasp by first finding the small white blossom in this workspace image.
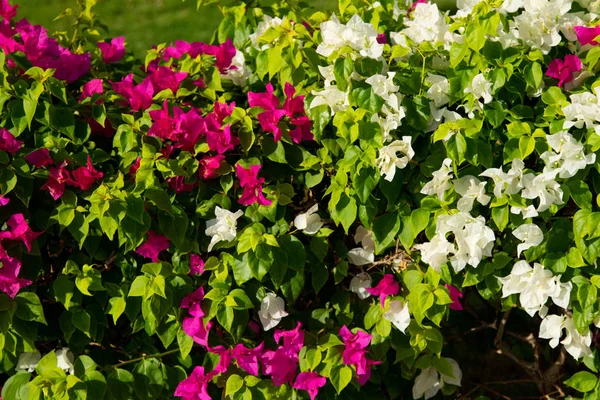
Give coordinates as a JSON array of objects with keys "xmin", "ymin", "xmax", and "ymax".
[
  {"xmin": 540, "ymin": 314, "xmax": 592, "ymax": 360},
  {"xmin": 350, "ymin": 272, "xmax": 372, "ymax": 299},
  {"xmin": 318, "ymin": 65, "xmax": 336, "ymax": 87},
  {"xmin": 540, "ymin": 131, "xmax": 595, "ymax": 178},
  {"xmin": 521, "ymin": 171, "xmax": 564, "ymax": 213},
  {"xmin": 464, "ymin": 73, "xmax": 493, "ymax": 104},
  {"xmin": 309, "ymin": 86, "xmax": 350, "ymax": 114},
  {"xmin": 259, "ymin": 293, "xmax": 288, "ymax": 331},
  {"xmin": 317, "ymin": 14, "xmax": 383, "ymax": 59},
  {"xmin": 402, "ymin": 3, "xmax": 452, "ymax": 45},
  {"xmin": 562, "ymin": 89, "xmax": 600, "ymax": 130},
  {"xmin": 56, "ymin": 348, "xmax": 75, "ymax": 375},
  {"xmin": 479, "ymin": 158, "xmax": 524, "ymax": 198},
  {"xmin": 453, "ymin": 175, "xmax": 491, "ymax": 212},
  {"xmin": 376, "ymin": 137, "xmax": 414, "ymax": 182},
  {"xmin": 426, "ymin": 73, "xmax": 451, "ymax": 108},
  {"xmin": 383, "ymin": 299, "xmax": 411, "ymax": 333},
  {"xmin": 421, "ymin": 158, "xmax": 453, "ymax": 201},
  {"xmin": 205, "ymin": 207, "xmax": 244, "ymax": 252},
  {"xmin": 498, "ymin": 260, "xmax": 571, "ymax": 316},
  {"xmin": 250, "ymin": 15, "xmax": 284, "ymax": 50},
  {"xmin": 348, "ymin": 226, "xmax": 376, "ymax": 266},
  {"xmin": 365, "ymin": 72, "xmax": 399, "ymax": 101},
  {"xmin": 294, "ymin": 204, "xmax": 323, "ymax": 235},
  {"xmin": 414, "ymin": 235, "xmax": 455, "ymax": 272},
  {"xmin": 512, "ymin": 224, "xmax": 544, "ymax": 256},
  {"xmin": 16, "ymin": 351, "xmax": 41, "ymax": 372},
  {"xmin": 510, "ymin": 204, "xmax": 540, "ymax": 218},
  {"xmin": 412, "ymin": 358, "xmax": 462, "ymax": 400}
]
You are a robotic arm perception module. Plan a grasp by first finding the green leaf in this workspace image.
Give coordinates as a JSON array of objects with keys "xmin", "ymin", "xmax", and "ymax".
[
  {"xmin": 568, "ymin": 181, "xmax": 592, "ymax": 211},
  {"xmin": 2, "ymin": 371, "xmax": 32, "ymax": 400},
  {"xmin": 108, "ymin": 369, "xmax": 135, "ymax": 400},
  {"xmin": 334, "ymin": 57, "xmax": 354, "ymax": 91},
  {"xmin": 372, "ymin": 212, "xmax": 402, "ymax": 254},
  {"xmin": 330, "ymin": 365, "xmax": 353, "ymax": 393},
  {"xmin": 15, "ymin": 292, "xmax": 47, "ymax": 325},
  {"xmin": 564, "ymin": 371, "xmax": 598, "ymax": 393},
  {"xmin": 268, "ymin": 46, "xmax": 284, "ymax": 78},
  {"xmin": 352, "ymin": 166, "xmax": 378, "ymax": 204},
  {"xmin": 177, "ymin": 327, "xmax": 194, "ymax": 359},
  {"xmin": 226, "ymin": 374, "xmax": 244, "ymax": 397},
  {"xmin": 108, "ymin": 296, "xmax": 127, "ymax": 324},
  {"xmin": 351, "ymin": 85, "xmax": 384, "ymax": 113}
]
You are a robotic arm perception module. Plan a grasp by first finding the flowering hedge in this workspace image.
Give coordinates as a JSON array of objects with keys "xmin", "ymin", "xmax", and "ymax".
[{"xmin": 2, "ymin": 0, "xmax": 600, "ymax": 398}]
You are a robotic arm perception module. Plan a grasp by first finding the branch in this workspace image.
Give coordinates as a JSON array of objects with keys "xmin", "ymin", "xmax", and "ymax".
[{"xmin": 111, "ymin": 349, "xmax": 180, "ymax": 369}]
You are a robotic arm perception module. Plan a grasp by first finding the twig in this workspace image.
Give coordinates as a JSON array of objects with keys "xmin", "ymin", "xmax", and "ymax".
[{"xmin": 111, "ymin": 348, "xmax": 180, "ymax": 369}]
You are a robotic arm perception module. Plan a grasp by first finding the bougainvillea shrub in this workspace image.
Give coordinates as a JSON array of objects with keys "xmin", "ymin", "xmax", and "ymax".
[{"xmin": 2, "ymin": 0, "xmax": 600, "ymax": 397}]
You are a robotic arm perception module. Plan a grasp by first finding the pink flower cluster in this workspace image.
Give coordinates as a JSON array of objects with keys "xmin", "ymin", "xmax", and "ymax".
[
  {"xmin": 236, "ymin": 164, "xmax": 271, "ymax": 206},
  {"xmin": 154, "ymin": 38, "xmax": 237, "ymax": 74},
  {"xmin": 248, "ymin": 83, "xmax": 313, "ymax": 144},
  {"xmin": 0, "ymin": 4, "xmax": 90, "ymax": 82},
  {"xmin": 135, "ymin": 230, "xmax": 170, "ymax": 262},
  {"xmin": 0, "ymin": 213, "xmax": 42, "ymax": 298},
  {"xmin": 0, "ymin": 128, "xmax": 23, "ymax": 154},
  {"xmin": 366, "ymin": 274, "xmax": 399, "ymax": 307},
  {"xmin": 340, "ymin": 326, "xmax": 381, "ymax": 385},
  {"xmin": 27, "ymin": 154, "xmax": 103, "ymax": 200},
  {"xmin": 176, "ymin": 291, "xmax": 328, "ymax": 400},
  {"xmin": 98, "ymin": 36, "xmax": 125, "ymax": 64}
]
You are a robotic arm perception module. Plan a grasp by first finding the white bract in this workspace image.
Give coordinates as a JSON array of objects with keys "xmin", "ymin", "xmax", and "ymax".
[
  {"xmin": 221, "ymin": 51, "xmax": 250, "ymax": 87},
  {"xmin": 402, "ymin": 3, "xmax": 451, "ymax": 45},
  {"xmin": 348, "ymin": 226, "xmax": 376, "ymax": 266},
  {"xmin": 539, "ymin": 314, "xmax": 592, "ymax": 359},
  {"xmin": 309, "ymin": 85, "xmax": 350, "ymax": 114},
  {"xmin": 562, "ymin": 88, "xmax": 600, "ymax": 130},
  {"xmin": 294, "ymin": 204, "xmax": 323, "ymax": 235},
  {"xmin": 540, "ymin": 131, "xmax": 595, "ymax": 178},
  {"xmin": 412, "ymin": 358, "xmax": 462, "ymax": 400},
  {"xmin": 520, "ymin": 170, "xmax": 564, "ymax": 213},
  {"xmin": 498, "ymin": 260, "xmax": 571, "ymax": 316},
  {"xmin": 453, "ymin": 175, "xmax": 491, "ymax": 212},
  {"xmin": 249, "ymin": 15, "xmax": 284, "ymax": 50},
  {"xmin": 16, "ymin": 351, "xmax": 41, "ymax": 372},
  {"xmin": 464, "ymin": 73, "xmax": 493, "ymax": 104},
  {"xmin": 56, "ymin": 347, "xmax": 75, "ymax": 375},
  {"xmin": 259, "ymin": 293, "xmax": 288, "ymax": 331},
  {"xmin": 479, "ymin": 158, "xmax": 524, "ymax": 198},
  {"xmin": 316, "ymin": 14, "xmax": 383, "ymax": 59},
  {"xmin": 376, "ymin": 137, "xmax": 414, "ymax": 182},
  {"xmin": 512, "ymin": 224, "xmax": 544, "ymax": 256},
  {"xmin": 350, "ymin": 272, "xmax": 373, "ymax": 299},
  {"xmin": 420, "ymin": 158, "xmax": 453, "ymax": 201},
  {"xmin": 205, "ymin": 207, "xmax": 244, "ymax": 252},
  {"xmin": 426, "ymin": 73, "xmax": 451, "ymax": 108},
  {"xmin": 383, "ymin": 299, "xmax": 411, "ymax": 333}
]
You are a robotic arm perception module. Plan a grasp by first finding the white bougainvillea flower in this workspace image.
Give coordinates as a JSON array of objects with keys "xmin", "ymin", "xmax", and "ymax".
[
  {"xmin": 221, "ymin": 50, "xmax": 250, "ymax": 87},
  {"xmin": 464, "ymin": 73, "xmax": 493, "ymax": 104},
  {"xmin": 510, "ymin": 204, "xmax": 539, "ymax": 218},
  {"xmin": 453, "ymin": 175, "xmax": 491, "ymax": 212},
  {"xmin": 56, "ymin": 347, "xmax": 75, "ymax": 375},
  {"xmin": 421, "ymin": 158, "xmax": 453, "ymax": 201},
  {"xmin": 414, "ymin": 235, "xmax": 455, "ymax": 272},
  {"xmin": 540, "ymin": 131, "xmax": 595, "ymax": 178},
  {"xmin": 449, "ymin": 213, "xmax": 495, "ymax": 272},
  {"xmin": 205, "ymin": 207, "xmax": 244, "ymax": 252},
  {"xmin": 383, "ymin": 299, "xmax": 410, "ymax": 333},
  {"xmin": 350, "ymin": 272, "xmax": 373, "ymax": 299},
  {"xmin": 412, "ymin": 358, "xmax": 462, "ymax": 400},
  {"xmin": 498, "ymin": 260, "xmax": 571, "ymax": 316},
  {"xmin": 521, "ymin": 170, "xmax": 564, "ymax": 213},
  {"xmin": 16, "ymin": 351, "xmax": 41, "ymax": 372},
  {"xmin": 365, "ymin": 72, "xmax": 399, "ymax": 101},
  {"xmin": 376, "ymin": 137, "xmax": 414, "ymax": 182},
  {"xmin": 480, "ymin": 158, "xmax": 524, "ymax": 198},
  {"xmin": 562, "ymin": 88, "xmax": 600, "ymax": 130},
  {"xmin": 249, "ymin": 15, "xmax": 284, "ymax": 50},
  {"xmin": 259, "ymin": 293, "xmax": 288, "ymax": 331},
  {"xmin": 316, "ymin": 14, "xmax": 383, "ymax": 59},
  {"xmin": 426, "ymin": 73, "xmax": 450, "ymax": 107},
  {"xmin": 318, "ymin": 65, "xmax": 336, "ymax": 87},
  {"xmin": 348, "ymin": 226, "xmax": 376, "ymax": 265},
  {"xmin": 539, "ymin": 314, "xmax": 592, "ymax": 360},
  {"xmin": 294, "ymin": 204, "xmax": 323, "ymax": 235},
  {"xmin": 402, "ymin": 3, "xmax": 451, "ymax": 45},
  {"xmin": 309, "ymin": 85, "xmax": 350, "ymax": 114},
  {"xmin": 512, "ymin": 224, "xmax": 544, "ymax": 256}
]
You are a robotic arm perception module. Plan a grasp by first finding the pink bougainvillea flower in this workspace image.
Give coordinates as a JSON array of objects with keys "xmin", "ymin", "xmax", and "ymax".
[
  {"xmin": 205, "ymin": 123, "xmax": 238, "ymax": 154},
  {"xmin": 366, "ymin": 274, "xmax": 399, "ymax": 307},
  {"xmin": 445, "ymin": 284, "xmax": 463, "ymax": 311},
  {"xmin": 0, "ymin": 213, "xmax": 42, "ymax": 251},
  {"xmin": 0, "ymin": 195, "xmax": 9, "ymax": 206},
  {"xmin": 0, "ymin": 0, "xmax": 18, "ymax": 20},
  {"xmin": 574, "ymin": 25, "xmax": 600, "ymax": 46},
  {"xmin": 293, "ymin": 372, "xmax": 327, "ymax": 400},
  {"xmin": 135, "ymin": 230, "xmax": 170, "ymax": 262},
  {"xmin": 71, "ymin": 155, "xmax": 103, "ymax": 191},
  {"xmin": 52, "ymin": 50, "xmax": 91, "ymax": 83},
  {"xmin": 190, "ymin": 254, "xmax": 205, "ymax": 276},
  {"xmin": 282, "ymin": 83, "xmax": 305, "ymax": 117},
  {"xmin": 289, "ymin": 115, "xmax": 314, "ymax": 144},
  {"xmin": 198, "ymin": 155, "xmax": 224, "ymax": 180},
  {"xmin": 148, "ymin": 102, "xmax": 184, "ymax": 141},
  {"xmin": 376, "ymin": 33, "xmax": 387, "ymax": 44},
  {"xmin": 340, "ymin": 325, "xmax": 371, "ymax": 365},
  {"xmin": 200, "ymin": 38, "xmax": 237, "ymax": 73},
  {"xmin": 25, "ymin": 148, "xmax": 53, "ymax": 168},
  {"xmin": 274, "ymin": 322, "xmax": 304, "ymax": 356},
  {"xmin": 167, "ymin": 176, "xmax": 195, "ymax": 193},
  {"xmin": 111, "ymin": 74, "xmax": 154, "ymax": 112},
  {"xmin": 248, "ymin": 83, "xmax": 287, "ymax": 141},
  {"xmin": 0, "ymin": 256, "xmax": 31, "ymax": 299},
  {"xmin": 98, "ymin": 36, "xmax": 125, "ymax": 64},
  {"xmin": 208, "ymin": 345, "xmax": 233, "ymax": 374},
  {"xmin": 89, "ymin": 117, "xmax": 115, "ymax": 138},
  {"xmin": 232, "ymin": 342, "xmax": 264, "ymax": 376},
  {"xmin": 148, "ymin": 66, "xmax": 188, "ymax": 94},
  {"xmin": 408, "ymin": 0, "xmax": 427, "ymax": 16},
  {"xmin": 177, "ymin": 108, "xmax": 205, "ymax": 152},
  {"xmin": 0, "ymin": 128, "xmax": 23, "ymax": 154},
  {"xmin": 80, "ymin": 78, "xmax": 103, "ymax": 101},
  {"xmin": 260, "ymin": 347, "xmax": 299, "ymax": 386},
  {"xmin": 546, "ymin": 55, "xmax": 582, "ymax": 88},
  {"xmin": 355, "ymin": 357, "xmax": 381, "ymax": 385},
  {"xmin": 181, "ymin": 287, "xmax": 205, "ymax": 318},
  {"xmin": 182, "ymin": 316, "xmax": 213, "ymax": 347},
  {"xmin": 236, "ymin": 164, "xmax": 272, "ymax": 206},
  {"xmin": 41, "ymin": 162, "xmax": 73, "ymax": 200},
  {"xmin": 174, "ymin": 366, "xmax": 215, "ymax": 400}
]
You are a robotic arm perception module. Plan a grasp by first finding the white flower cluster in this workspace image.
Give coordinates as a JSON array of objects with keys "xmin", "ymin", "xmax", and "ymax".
[
  {"xmin": 366, "ymin": 72, "xmax": 407, "ymax": 141},
  {"xmin": 563, "ymin": 87, "xmax": 600, "ymax": 133},
  {"xmin": 250, "ymin": 15, "xmax": 284, "ymax": 50},
  {"xmin": 398, "ymin": 3, "xmax": 453, "ymax": 46},
  {"xmin": 376, "ymin": 137, "xmax": 414, "ymax": 182},
  {"xmin": 347, "ymin": 226, "xmax": 376, "ymax": 266},
  {"xmin": 539, "ymin": 314, "xmax": 592, "ymax": 359},
  {"xmin": 205, "ymin": 206, "xmax": 244, "ymax": 252},
  {"xmin": 415, "ymin": 211, "xmax": 495, "ymax": 273},
  {"xmin": 498, "ymin": 260, "xmax": 571, "ymax": 316},
  {"xmin": 540, "ymin": 131, "xmax": 596, "ymax": 178},
  {"xmin": 412, "ymin": 358, "xmax": 462, "ymax": 400},
  {"xmin": 316, "ymin": 14, "xmax": 384, "ymax": 59}
]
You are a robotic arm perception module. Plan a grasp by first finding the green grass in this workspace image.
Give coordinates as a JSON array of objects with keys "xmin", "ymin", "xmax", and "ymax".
[{"xmin": 14, "ymin": 0, "xmax": 223, "ymax": 56}]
